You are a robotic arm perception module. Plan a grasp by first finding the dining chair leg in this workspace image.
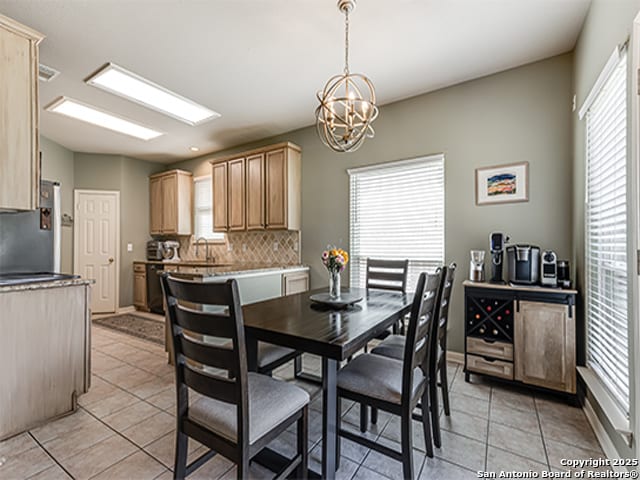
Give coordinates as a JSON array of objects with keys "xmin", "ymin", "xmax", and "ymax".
[
  {"xmin": 420, "ymin": 390, "xmax": 434, "ymax": 458},
  {"xmin": 359, "ymin": 403, "xmax": 369, "ymax": 433},
  {"xmin": 335, "ymin": 399, "xmax": 341, "ymax": 470},
  {"xmin": 237, "ymin": 455, "xmax": 250, "ymax": 480},
  {"xmin": 173, "ymin": 430, "xmax": 188, "ymax": 480},
  {"xmin": 439, "ymin": 358, "xmax": 450, "ymax": 416},
  {"xmin": 401, "ymin": 410, "xmax": 415, "ymax": 480},
  {"xmin": 294, "ymin": 355, "xmax": 302, "ymax": 378},
  {"xmin": 371, "ymin": 407, "xmax": 378, "ymax": 425},
  {"xmin": 297, "ymin": 406, "xmax": 309, "ymax": 479},
  {"xmin": 429, "ymin": 371, "xmax": 441, "ymax": 449}
]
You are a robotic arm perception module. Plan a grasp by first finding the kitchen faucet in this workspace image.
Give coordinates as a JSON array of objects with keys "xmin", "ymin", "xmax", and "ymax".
[{"xmin": 195, "ymin": 237, "xmax": 214, "ymax": 263}]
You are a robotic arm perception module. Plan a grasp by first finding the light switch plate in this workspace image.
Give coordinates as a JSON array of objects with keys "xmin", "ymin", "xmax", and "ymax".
[
  {"xmin": 127, "ymin": 243, "xmax": 133, "ymax": 252},
  {"xmin": 273, "ymin": 242, "xmax": 279, "ymax": 251}
]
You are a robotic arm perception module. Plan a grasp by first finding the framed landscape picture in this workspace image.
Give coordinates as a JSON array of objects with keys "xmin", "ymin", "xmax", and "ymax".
[{"xmin": 475, "ymin": 162, "xmax": 529, "ymax": 205}]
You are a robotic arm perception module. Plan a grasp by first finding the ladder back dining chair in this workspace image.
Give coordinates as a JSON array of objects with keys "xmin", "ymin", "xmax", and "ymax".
[{"xmin": 160, "ymin": 273, "xmax": 309, "ymax": 480}]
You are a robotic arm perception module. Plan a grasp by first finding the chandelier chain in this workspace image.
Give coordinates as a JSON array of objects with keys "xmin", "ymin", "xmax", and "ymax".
[{"xmin": 344, "ymin": 10, "xmax": 350, "ymax": 74}]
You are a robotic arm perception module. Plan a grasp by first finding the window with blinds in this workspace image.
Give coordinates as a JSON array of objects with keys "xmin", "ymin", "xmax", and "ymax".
[
  {"xmin": 348, "ymin": 155, "xmax": 445, "ymax": 292},
  {"xmin": 193, "ymin": 176, "xmax": 225, "ymax": 241},
  {"xmin": 584, "ymin": 48, "xmax": 629, "ymax": 414}
]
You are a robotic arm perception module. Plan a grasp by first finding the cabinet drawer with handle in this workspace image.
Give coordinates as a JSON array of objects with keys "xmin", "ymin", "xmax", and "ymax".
[
  {"xmin": 466, "ymin": 337, "xmax": 513, "ymax": 361},
  {"xmin": 466, "ymin": 354, "xmax": 514, "ymax": 380},
  {"xmin": 133, "ymin": 263, "xmax": 146, "ymax": 273}
]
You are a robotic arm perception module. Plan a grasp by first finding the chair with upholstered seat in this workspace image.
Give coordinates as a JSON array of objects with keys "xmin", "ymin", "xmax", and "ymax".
[
  {"xmin": 160, "ymin": 273, "xmax": 309, "ymax": 480},
  {"xmin": 369, "ymin": 262, "xmax": 457, "ymax": 449},
  {"xmin": 336, "ymin": 270, "xmax": 443, "ymax": 478}
]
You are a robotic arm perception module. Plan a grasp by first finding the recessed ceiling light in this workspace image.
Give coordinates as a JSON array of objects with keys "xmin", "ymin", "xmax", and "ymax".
[
  {"xmin": 85, "ymin": 63, "xmax": 221, "ymax": 126},
  {"xmin": 189, "ymin": 146, "xmax": 200, "ymax": 152},
  {"xmin": 45, "ymin": 97, "xmax": 163, "ymax": 141}
]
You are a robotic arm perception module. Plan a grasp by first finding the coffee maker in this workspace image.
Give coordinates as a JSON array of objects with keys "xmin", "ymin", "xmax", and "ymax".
[{"xmin": 489, "ymin": 232, "xmax": 509, "ymax": 283}]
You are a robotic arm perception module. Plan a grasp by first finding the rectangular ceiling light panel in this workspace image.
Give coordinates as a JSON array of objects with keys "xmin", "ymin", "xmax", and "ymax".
[
  {"xmin": 86, "ymin": 63, "xmax": 221, "ymax": 125},
  {"xmin": 45, "ymin": 97, "xmax": 163, "ymax": 141}
]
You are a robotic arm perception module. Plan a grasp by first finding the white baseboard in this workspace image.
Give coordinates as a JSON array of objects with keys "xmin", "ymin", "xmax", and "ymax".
[
  {"xmin": 447, "ymin": 351, "xmax": 464, "ymax": 364},
  {"xmin": 118, "ymin": 305, "xmax": 136, "ymax": 314},
  {"xmin": 583, "ymin": 397, "xmax": 628, "ymax": 472}
]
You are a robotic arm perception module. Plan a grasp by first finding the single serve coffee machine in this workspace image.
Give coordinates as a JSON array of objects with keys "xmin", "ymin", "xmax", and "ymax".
[{"xmin": 489, "ymin": 232, "xmax": 509, "ymax": 283}]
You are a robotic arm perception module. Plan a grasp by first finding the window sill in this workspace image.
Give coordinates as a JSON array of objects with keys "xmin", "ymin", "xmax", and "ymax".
[{"xmin": 577, "ymin": 366, "xmax": 633, "ymax": 447}]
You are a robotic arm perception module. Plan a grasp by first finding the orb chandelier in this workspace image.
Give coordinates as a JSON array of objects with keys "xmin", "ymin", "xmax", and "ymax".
[{"xmin": 316, "ymin": 0, "xmax": 378, "ymax": 153}]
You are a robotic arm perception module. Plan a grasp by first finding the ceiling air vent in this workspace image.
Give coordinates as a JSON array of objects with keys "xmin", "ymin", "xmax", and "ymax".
[{"xmin": 38, "ymin": 63, "xmax": 60, "ymax": 82}]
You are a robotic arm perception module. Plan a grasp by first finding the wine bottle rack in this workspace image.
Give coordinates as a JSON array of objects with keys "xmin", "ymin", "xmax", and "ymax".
[{"xmin": 466, "ymin": 295, "xmax": 514, "ymax": 342}]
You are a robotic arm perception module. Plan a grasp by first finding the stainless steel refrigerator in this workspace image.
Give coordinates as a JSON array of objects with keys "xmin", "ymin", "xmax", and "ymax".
[{"xmin": 0, "ymin": 180, "xmax": 61, "ymax": 274}]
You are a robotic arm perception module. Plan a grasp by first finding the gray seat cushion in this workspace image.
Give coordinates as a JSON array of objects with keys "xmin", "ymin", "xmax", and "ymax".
[
  {"xmin": 370, "ymin": 334, "xmax": 405, "ymax": 360},
  {"xmin": 220, "ymin": 341, "xmax": 297, "ymax": 370},
  {"xmin": 258, "ymin": 342, "xmax": 296, "ymax": 369},
  {"xmin": 337, "ymin": 353, "xmax": 425, "ymax": 404},
  {"xmin": 189, "ymin": 372, "xmax": 309, "ymax": 445}
]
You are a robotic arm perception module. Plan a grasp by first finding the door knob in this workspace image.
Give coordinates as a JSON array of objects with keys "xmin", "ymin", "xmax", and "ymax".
[{"xmin": 108, "ymin": 257, "xmax": 114, "ymax": 264}]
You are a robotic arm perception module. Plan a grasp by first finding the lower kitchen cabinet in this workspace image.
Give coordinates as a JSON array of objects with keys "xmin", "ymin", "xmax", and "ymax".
[
  {"xmin": 463, "ymin": 280, "xmax": 577, "ymax": 395},
  {"xmin": 515, "ymin": 300, "xmax": 576, "ymax": 393},
  {"xmin": 133, "ymin": 262, "xmax": 147, "ymax": 310}
]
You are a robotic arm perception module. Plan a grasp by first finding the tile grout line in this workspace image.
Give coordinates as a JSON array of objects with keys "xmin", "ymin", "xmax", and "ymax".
[
  {"xmin": 533, "ymin": 395, "xmax": 552, "ymax": 470},
  {"xmin": 484, "ymin": 384, "xmax": 492, "ymax": 471},
  {"xmin": 26, "ymin": 431, "xmax": 75, "ymax": 480}
]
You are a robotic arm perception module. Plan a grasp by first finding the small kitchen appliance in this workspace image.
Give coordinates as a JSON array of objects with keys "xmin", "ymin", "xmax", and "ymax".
[
  {"xmin": 146, "ymin": 240, "xmax": 164, "ymax": 260},
  {"xmin": 489, "ymin": 232, "xmax": 509, "ymax": 283},
  {"xmin": 162, "ymin": 241, "xmax": 181, "ymax": 262},
  {"xmin": 469, "ymin": 250, "xmax": 486, "ymax": 282},
  {"xmin": 557, "ymin": 260, "xmax": 571, "ymax": 288},
  {"xmin": 541, "ymin": 250, "xmax": 558, "ymax": 287},
  {"xmin": 506, "ymin": 244, "xmax": 540, "ymax": 285}
]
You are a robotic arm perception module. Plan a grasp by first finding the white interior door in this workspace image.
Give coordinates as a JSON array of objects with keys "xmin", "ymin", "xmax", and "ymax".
[{"xmin": 74, "ymin": 190, "xmax": 119, "ymax": 314}]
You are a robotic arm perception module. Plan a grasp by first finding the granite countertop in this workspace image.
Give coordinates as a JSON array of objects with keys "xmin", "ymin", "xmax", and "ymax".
[
  {"xmin": 0, "ymin": 278, "xmax": 94, "ymax": 293},
  {"xmin": 168, "ymin": 263, "xmax": 309, "ymax": 279}
]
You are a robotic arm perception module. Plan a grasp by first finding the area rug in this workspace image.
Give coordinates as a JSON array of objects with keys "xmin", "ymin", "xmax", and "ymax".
[{"xmin": 93, "ymin": 314, "xmax": 164, "ymax": 345}]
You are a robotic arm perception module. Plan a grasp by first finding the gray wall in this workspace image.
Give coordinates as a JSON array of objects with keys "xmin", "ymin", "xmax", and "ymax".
[
  {"xmin": 172, "ymin": 53, "xmax": 574, "ymax": 355},
  {"xmin": 572, "ymin": 0, "xmax": 640, "ymax": 460},
  {"xmin": 40, "ymin": 136, "xmax": 75, "ymax": 273},
  {"xmin": 74, "ymin": 153, "xmax": 163, "ymax": 307}
]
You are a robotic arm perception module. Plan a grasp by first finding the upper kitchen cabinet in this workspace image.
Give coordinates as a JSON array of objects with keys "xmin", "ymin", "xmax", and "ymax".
[
  {"xmin": 210, "ymin": 142, "xmax": 301, "ymax": 232},
  {"xmin": 0, "ymin": 14, "xmax": 44, "ymax": 211},
  {"xmin": 149, "ymin": 170, "xmax": 192, "ymax": 235}
]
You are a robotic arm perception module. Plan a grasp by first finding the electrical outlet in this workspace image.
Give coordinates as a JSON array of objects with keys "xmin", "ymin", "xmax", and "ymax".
[
  {"xmin": 273, "ymin": 242, "xmax": 279, "ymax": 251},
  {"xmin": 293, "ymin": 241, "xmax": 299, "ymax": 252},
  {"xmin": 242, "ymin": 244, "xmax": 247, "ymax": 252},
  {"xmin": 127, "ymin": 243, "xmax": 133, "ymax": 252},
  {"xmin": 227, "ymin": 244, "xmax": 233, "ymax": 252}
]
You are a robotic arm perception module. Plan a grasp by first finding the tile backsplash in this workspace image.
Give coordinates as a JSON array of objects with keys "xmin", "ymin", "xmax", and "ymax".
[{"xmin": 176, "ymin": 231, "xmax": 301, "ymax": 265}]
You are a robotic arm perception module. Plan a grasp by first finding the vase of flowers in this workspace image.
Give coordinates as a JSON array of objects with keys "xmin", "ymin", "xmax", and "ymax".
[{"xmin": 321, "ymin": 246, "xmax": 349, "ymax": 299}]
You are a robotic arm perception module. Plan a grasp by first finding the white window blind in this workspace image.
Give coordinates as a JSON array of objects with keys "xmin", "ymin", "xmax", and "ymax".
[
  {"xmin": 585, "ymin": 48, "xmax": 629, "ymax": 414},
  {"xmin": 348, "ymin": 155, "xmax": 445, "ymax": 292},
  {"xmin": 193, "ymin": 176, "xmax": 225, "ymax": 241}
]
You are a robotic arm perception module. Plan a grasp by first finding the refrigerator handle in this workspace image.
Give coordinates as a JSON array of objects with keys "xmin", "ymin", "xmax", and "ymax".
[{"xmin": 53, "ymin": 184, "xmax": 61, "ymax": 273}]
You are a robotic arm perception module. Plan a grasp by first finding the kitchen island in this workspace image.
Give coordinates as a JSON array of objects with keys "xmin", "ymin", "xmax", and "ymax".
[{"xmin": 0, "ymin": 278, "xmax": 92, "ymax": 440}]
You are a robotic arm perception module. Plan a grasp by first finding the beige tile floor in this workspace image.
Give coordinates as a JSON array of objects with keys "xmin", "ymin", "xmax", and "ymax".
[{"xmin": 0, "ymin": 321, "xmax": 609, "ymax": 480}]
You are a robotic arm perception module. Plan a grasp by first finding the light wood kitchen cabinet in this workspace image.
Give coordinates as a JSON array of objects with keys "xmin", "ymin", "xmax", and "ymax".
[
  {"xmin": 515, "ymin": 300, "xmax": 576, "ymax": 393},
  {"xmin": 228, "ymin": 158, "xmax": 245, "ymax": 231},
  {"xmin": 149, "ymin": 170, "xmax": 192, "ymax": 235},
  {"xmin": 282, "ymin": 271, "xmax": 309, "ymax": 296},
  {"xmin": 0, "ymin": 15, "xmax": 44, "ymax": 211},
  {"xmin": 210, "ymin": 142, "xmax": 301, "ymax": 232},
  {"xmin": 212, "ymin": 162, "xmax": 228, "ymax": 231},
  {"xmin": 133, "ymin": 263, "xmax": 147, "ymax": 310},
  {"xmin": 246, "ymin": 153, "xmax": 265, "ymax": 230}
]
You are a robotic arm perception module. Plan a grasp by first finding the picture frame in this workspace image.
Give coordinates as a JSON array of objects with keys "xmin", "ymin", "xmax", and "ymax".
[{"xmin": 475, "ymin": 161, "xmax": 529, "ymax": 206}]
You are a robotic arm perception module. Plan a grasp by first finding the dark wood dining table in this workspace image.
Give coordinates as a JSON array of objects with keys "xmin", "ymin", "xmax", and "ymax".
[{"xmin": 242, "ymin": 287, "xmax": 413, "ymax": 479}]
